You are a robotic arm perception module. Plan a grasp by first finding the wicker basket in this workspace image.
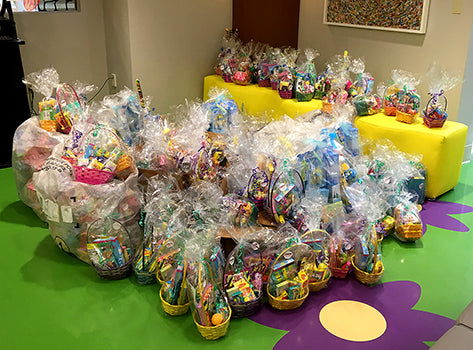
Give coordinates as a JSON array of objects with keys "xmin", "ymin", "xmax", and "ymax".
[
  {"xmin": 93, "ymin": 259, "xmax": 133, "ymax": 280},
  {"xmin": 267, "ymin": 284, "xmax": 309, "ymax": 310},
  {"xmin": 351, "ymin": 257, "xmax": 384, "ymax": 285},
  {"xmin": 133, "ymin": 268, "xmax": 157, "ymax": 285},
  {"xmin": 74, "ymin": 166, "xmax": 114, "ymax": 185},
  {"xmin": 115, "ymin": 154, "xmax": 134, "ymax": 180},
  {"xmin": 222, "ymin": 74, "xmax": 233, "ymax": 83},
  {"xmin": 229, "ymin": 297, "xmax": 262, "ymax": 318},
  {"xmin": 258, "ymin": 79, "xmax": 270, "ymax": 87},
  {"xmin": 383, "ymin": 102, "xmax": 397, "ymax": 116},
  {"xmin": 322, "ymin": 101, "xmax": 333, "ymax": 114},
  {"xmin": 193, "ymin": 308, "xmax": 231, "ymax": 340},
  {"xmin": 309, "ymin": 275, "xmax": 330, "ymax": 292},
  {"xmin": 159, "ymin": 285, "xmax": 190, "ymax": 316},
  {"xmin": 423, "ymin": 116, "xmax": 446, "ymax": 128},
  {"xmin": 40, "ymin": 119, "xmax": 58, "ymax": 132},
  {"xmin": 331, "ymin": 263, "xmax": 351, "ymax": 279},
  {"xmin": 87, "ymin": 218, "xmax": 134, "ymax": 280},
  {"xmin": 395, "ymin": 110, "xmax": 418, "ymax": 124},
  {"xmin": 396, "ymin": 223, "xmax": 423, "ymax": 241},
  {"xmin": 279, "ymin": 90, "xmax": 293, "ymax": 99},
  {"xmin": 271, "ymin": 81, "xmax": 278, "ymax": 90}
]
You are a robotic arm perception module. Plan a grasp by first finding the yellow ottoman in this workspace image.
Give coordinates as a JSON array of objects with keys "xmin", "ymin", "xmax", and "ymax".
[
  {"xmin": 355, "ymin": 114, "xmax": 468, "ymax": 199},
  {"xmin": 204, "ymin": 75, "xmax": 322, "ymax": 120}
]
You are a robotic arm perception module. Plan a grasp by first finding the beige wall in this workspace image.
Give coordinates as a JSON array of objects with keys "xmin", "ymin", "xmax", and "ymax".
[
  {"xmin": 299, "ymin": 0, "xmax": 473, "ymax": 122},
  {"xmin": 103, "ymin": 0, "xmax": 133, "ymax": 94},
  {"xmin": 15, "ymin": 0, "xmax": 109, "ymax": 102},
  {"xmin": 126, "ymin": 0, "xmax": 232, "ymax": 113}
]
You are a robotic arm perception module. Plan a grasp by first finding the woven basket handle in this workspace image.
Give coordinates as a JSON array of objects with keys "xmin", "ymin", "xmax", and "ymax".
[{"xmin": 426, "ymin": 94, "xmax": 448, "ymax": 114}]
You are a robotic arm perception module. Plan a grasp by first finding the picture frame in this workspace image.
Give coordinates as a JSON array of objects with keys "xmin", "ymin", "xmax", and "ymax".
[{"xmin": 323, "ymin": 0, "xmax": 430, "ymax": 34}]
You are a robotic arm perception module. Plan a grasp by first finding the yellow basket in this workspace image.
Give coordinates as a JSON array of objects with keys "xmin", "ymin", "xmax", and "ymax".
[
  {"xmin": 40, "ymin": 119, "xmax": 58, "ymax": 132},
  {"xmin": 267, "ymin": 284, "xmax": 309, "ymax": 310},
  {"xmin": 309, "ymin": 276, "xmax": 330, "ymax": 292},
  {"xmin": 395, "ymin": 110, "xmax": 418, "ymax": 124},
  {"xmin": 159, "ymin": 285, "xmax": 189, "ymax": 316},
  {"xmin": 396, "ymin": 223, "xmax": 423, "ymax": 241},
  {"xmin": 115, "ymin": 154, "xmax": 135, "ymax": 180},
  {"xmin": 351, "ymin": 256, "xmax": 384, "ymax": 285},
  {"xmin": 322, "ymin": 101, "xmax": 333, "ymax": 114},
  {"xmin": 193, "ymin": 308, "xmax": 231, "ymax": 340}
]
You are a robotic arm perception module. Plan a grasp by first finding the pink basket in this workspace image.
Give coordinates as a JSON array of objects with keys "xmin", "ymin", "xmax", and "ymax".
[
  {"xmin": 279, "ymin": 90, "xmax": 293, "ymax": 99},
  {"xmin": 222, "ymin": 74, "xmax": 233, "ymax": 83},
  {"xmin": 74, "ymin": 166, "xmax": 114, "ymax": 185},
  {"xmin": 271, "ymin": 81, "xmax": 278, "ymax": 90},
  {"xmin": 258, "ymin": 79, "xmax": 270, "ymax": 87}
]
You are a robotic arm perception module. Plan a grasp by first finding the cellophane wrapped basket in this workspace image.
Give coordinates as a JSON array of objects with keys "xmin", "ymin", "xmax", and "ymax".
[
  {"xmin": 87, "ymin": 217, "xmax": 134, "ymax": 280},
  {"xmin": 301, "ymin": 229, "xmax": 331, "ymax": 292},
  {"xmin": 224, "ymin": 240, "xmax": 265, "ymax": 318},
  {"xmin": 267, "ymin": 243, "xmax": 314, "ymax": 310}
]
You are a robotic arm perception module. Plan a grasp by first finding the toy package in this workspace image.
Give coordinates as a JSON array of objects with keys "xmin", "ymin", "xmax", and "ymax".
[{"xmin": 422, "ymin": 62, "xmax": 459, "ymax": 128}]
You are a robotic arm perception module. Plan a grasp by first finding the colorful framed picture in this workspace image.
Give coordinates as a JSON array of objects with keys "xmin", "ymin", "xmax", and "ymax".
[{"xmin": 323, "ymin": 0, "xmax": 430, "ymax": 34}]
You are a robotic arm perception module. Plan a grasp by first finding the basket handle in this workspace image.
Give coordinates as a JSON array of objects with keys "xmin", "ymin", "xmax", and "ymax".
[
  {"xmin": 56, "ymin": 83, "xmax": 83, "ymax": 117},
  {"xmin": 426, "ymin": 91, "xmax": 447, "ymax": 113}
]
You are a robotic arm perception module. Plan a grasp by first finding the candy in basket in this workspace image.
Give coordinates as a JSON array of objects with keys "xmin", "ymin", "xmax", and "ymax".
[
  {"xmin": 267, "ymin": 243, "xmax": 314, "ymax": 310},
  {"xmin": 246, "ymin": 154, "xmax": 276, "ymax": 210},
  {"xmin": 353, "ymin": 94, "xmax": 381, "ymax": 116},
  {"xmin": 422, "ymin": 62, "xmax": 459, "ymax": 128},
  {"xmin": 160, "ymin": 254, "xmax": 190, "ymax": 316},
  {"xmin": 391, "ymin": 70, "xmax": 421, "ymax": 124},
  {"xmin": 222, "ymin": 193, "xmax": 258, "ymax": 227},
  {"xmin": 393, "ymin": 197, "xmax": 423, "ymax": 242},
  {"xmin": 87, "ymin": 217, "xmax": 134, "ymax": 280}
]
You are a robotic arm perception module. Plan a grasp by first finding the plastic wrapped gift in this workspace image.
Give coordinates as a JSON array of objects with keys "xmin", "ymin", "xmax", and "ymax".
[
  {"xmin": 295, "ymin": 49, "xmax": 319, "ymax": 102},
  {"xmin": 393, "ymin": 198, "xmax": 423, "ymax": 242},
  {"xmin": 352, "ymin": 225, "xmax": 384, "ymax": 285},
  {"xmin": 223, "ymin": 239, "xmax": 265, "ymax": 318},
  {"xmin": 422, "ymin": 62, "xmax": 459, "ymax": 128},
  {"xmin": 160, "ymin": 257, "xmax": 190, "ymax": 316},
  {"xmin": 186, "ymin": 259, "xmax": 231, "ymax": 340},
  {"xmin": 353, "ymin": 94, "xmax": 382, "ymax": 116},
  {"xmin": 267, "ymin": 243, "xmax": 315, "ymax": 310},
  {"xmin": 87, "ymin": 217, "xmax": 134, "ymax": 280},
  {"xmin": 222, "ymin": 194, "xmax": 258, "ymax": 227},
  {"xmin": 268, "ymin": 159, "xmax": 305, "ymax": 224},
  {"xmin": 301, "ymin": 229, "xmax": 331, "ymax": 291}
]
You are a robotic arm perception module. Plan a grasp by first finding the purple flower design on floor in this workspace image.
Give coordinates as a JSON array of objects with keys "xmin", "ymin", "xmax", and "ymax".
[
  {"xmin": 250, "ymin": 278, "xmax": 453, "ymax": 350},
  {"xmin": 420, "ymin": 200, "xmax": 473, "ymax": 234}
]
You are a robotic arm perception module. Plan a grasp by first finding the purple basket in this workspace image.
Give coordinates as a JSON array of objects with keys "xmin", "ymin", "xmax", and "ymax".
[
  {"xmin": 279, "ymin": 90, "xmax": 293, "ymax": 99},
  {"xmin": 271, "ymin": 81, "xmax": 278, "ymax": 90},
  {"xmin": 222, "ymin": 74, "xmax": 233, "ymax": 83}
]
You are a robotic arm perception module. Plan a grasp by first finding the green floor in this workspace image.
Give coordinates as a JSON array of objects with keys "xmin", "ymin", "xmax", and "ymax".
[{"xmin": 1, "ymin": 163, "xmax": 473, "ymax": 349}]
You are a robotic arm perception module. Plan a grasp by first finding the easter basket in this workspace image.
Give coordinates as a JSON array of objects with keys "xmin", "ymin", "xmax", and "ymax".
[
  {"xmin": 73, "ymin": 166, "xmax": 115, "ymax": 185},
  {"xmin": 39, "ymin": 119, "xmax": 58, "ymax": 132},
  {"xmin": 87, "ymin": 217, "xmax": 134, "ymax": 280},
  {"xmin": 258, "ymin": 79, "xmax": 270, "ymax": 87},
  {"xmin": 395, "ymin": 110, "xmax": 418, "ymax": 124},
  {"xmin": 423, "ymin": 94, "xmax": 448, "ymax": 128},
  {"xmin": 193, "ymin": 308, "xmax": 232, "ymax": 340},
  {"xmin": 301, "ymin": 229, "xmax": 332, "ymax": 292},
  {"xmin": 160, "ymin": 285, "xmax": 190, "ymax": 316},
  {"xmin": 351, "ymin": 256, "xmax": 384, "ymax": 285},
  {"xmin": 233, "ymin": 71, "xmax": 250, "ymax": 86},
  {"xmin": 278, "ymin": 90, "xmax": 293, "ymax": 99},
  {"xmin": 73, "ymin": 124, "xmax": 131, "ymax": 185},
  {"xmin": 190, "ymin": 262, "xmax": 232, "ymax": 340},
  {"xmin": 266, "ymin": 244, "xmax": 314, "ymax": 310},
  {"xmin": 159, "ymin": 260, "xmax": 190, "ymax": 316},
  {"xmin": 329, "ymin": 237, "xmax": 352, "ymax": 279},
  {"xmin": 395, "ymin": 223, "xmax": 423, "ymax": 241},
  {"xmin": 224, "ymin": 240, "xmax": 264, "ymax": 318},
  {"xmin": 393, "ymin": 202, "xmax": 423, "ymax": 242},
  {"xmin": 322, "ymin": 101, "xmax": 333, "ymax": 114},
  {"xmin": 222, "ymin": 74, "xmax": 233, "ymax": 83}
]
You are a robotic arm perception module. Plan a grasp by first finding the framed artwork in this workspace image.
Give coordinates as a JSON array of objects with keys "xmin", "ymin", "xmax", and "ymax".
[{"xmin": 323, "ymin": 0, "xmax": 430, "ymax": 34}]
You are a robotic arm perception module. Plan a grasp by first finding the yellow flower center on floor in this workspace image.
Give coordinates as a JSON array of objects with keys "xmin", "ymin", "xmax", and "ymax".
[{"xmin": 319, "ymin": 300, "xmax": 387, "ymax": 342}]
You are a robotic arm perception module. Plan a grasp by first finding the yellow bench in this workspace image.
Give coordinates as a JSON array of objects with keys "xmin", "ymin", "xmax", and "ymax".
[{"xmin": 203, "ymin": 75, "xmax": 468, "ymax": 198}]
